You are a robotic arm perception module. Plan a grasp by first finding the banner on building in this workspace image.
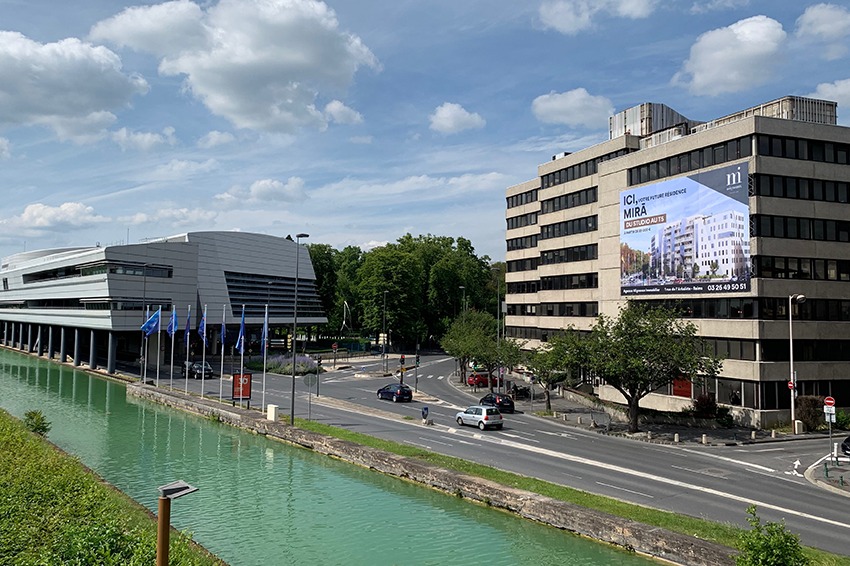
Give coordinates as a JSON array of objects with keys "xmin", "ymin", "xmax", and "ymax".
[{"xmin": 620, "ymin": 162, "xmax": 750, "ymax": 296}]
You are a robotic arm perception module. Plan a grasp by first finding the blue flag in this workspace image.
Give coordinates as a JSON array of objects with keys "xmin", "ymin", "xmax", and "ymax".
[
  {"xmin": 235, "ymin": 305, "xmax": 246, "ymax": 354},
  {"xmin": 261, "ymin": 306, "xmax": 268, "ymax": 355},
  {"xmin": 141, "ymin": 308, "xmax": 161, "ymax": 336},
  {"xmin": 221, "ymin": 313, "xmax": 226, "ymax": 348},
  {"xmin": 198, "ymin": 307, "xmax": 207, "ymax": 347},
  {"xmin": 166, "ymin": 308, "xmax": 178, "ymax": 337},
  {"xmin": 184, "ymin": 307, "xmax": 191, "ymax": 345}
]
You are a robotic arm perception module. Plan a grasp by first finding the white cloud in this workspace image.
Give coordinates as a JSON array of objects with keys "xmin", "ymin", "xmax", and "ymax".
[
  {"xmin": 324, "ymin": 100, "xmax": 363, "ymax": 125},
  {"xmin": 539, "ymin": 0, "xmax": 657, "ymax": 35},
  {"xmin": 112, "ymin": 126, "xmax": 177, "ymax": 151},
  {"xmin": 690, "ymin": 0, "xmax": 749, "ymax": 14},
  {"xmin": 0, "ymin": 32, "xmax": 148, "ymax": 141},
  {"xmin": 197, "ymin": 130, "xmax": 235, "ymax": 148},
  {"xmin": 0, "ymin": 138, "xmax": 9, "ymax": 159},
  {"xmin": 349, "ymin": 135, "xmax": 373, "ymax": 144},
  {"xmin": 90, "ymin": 0, "xmax": 379, "ymax": 134},
  {"xmin": 531, "ymin": 88, "xmax": 613, "ymax": 129},
  {"xmin": 151, "ymin": 158, "xmax": 218, "ymax": 179},
  {"xmin": 807, "ymin": 78, "xmax": 850, "ymax": 125},
  {"xmin": 3, "ymin": 202, "xmax": 111, "ymax": 231},
  {"xmin": 429, "ymin": 103, "xmax": 486, "ymax": 134},
  {"xmin": 215, "ymin": 177, "xmax": 306, "ymax": 205},
  {"xmin": 796, "ymin": 3, "xmax": 850, "ymax": 60},
  {"xmin": 672, "ymin": 15, "xmax": 786, "ymax": 96}
]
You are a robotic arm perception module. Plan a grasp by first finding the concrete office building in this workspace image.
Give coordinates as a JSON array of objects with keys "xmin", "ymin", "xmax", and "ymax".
[
  {"xmin": 0, "ymin": 231, "xmax": 326, "ymax": 375},
  {"xmin": 505, "ymin": 96, "xmax": 850, "ymax": 426}
]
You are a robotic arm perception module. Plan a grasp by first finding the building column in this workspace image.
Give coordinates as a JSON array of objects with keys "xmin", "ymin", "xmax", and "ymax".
[
  {"xmin": 59, "ymin": 327, "xmax": 67, "ymax": 363},
  {"xmin": 2, "ymin": 321, "xmax": 7, "ymax": 346},
  {"xmin": 27, "ymin": 324, "xmax": 33, "ymax": 353},
  {"xmin": 19, "ymin": 322, "xmax": 25, "ymax": 350},
  {"xmin": 36, "ymin": 325, "xmax": 44, "ymax": 356},
  {"xmin": 47, "ymin": 326, "xmax": 54, "ymax": 359},
  {"xmin": 107, "ymin": 331, "xmax": 116, "ymax": 374},
  {"xmin": 89, "ymin": 329, "xmax": 97, "ymax": 370},
  {"xmin": 10, "ymin": 322, "xmax": 16, "ymax": 350},
  {"xmin": 73, "ymin": 328, "xmax": 81, "ymax": 367}
]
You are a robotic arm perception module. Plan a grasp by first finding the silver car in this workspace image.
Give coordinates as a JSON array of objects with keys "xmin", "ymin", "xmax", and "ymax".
[{"xmin": 455, "ymin": 405, "xmax": 503, "ymax": 430}]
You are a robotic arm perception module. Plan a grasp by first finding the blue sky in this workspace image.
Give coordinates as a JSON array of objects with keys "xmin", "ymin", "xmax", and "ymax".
[{"xmin": 1, "ymin": 0, "xmax": 849, "ymax": 262}]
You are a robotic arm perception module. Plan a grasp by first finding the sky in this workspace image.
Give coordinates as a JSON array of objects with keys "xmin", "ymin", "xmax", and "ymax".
[{"xmin": 1, "ymin": 0, "xmax": 849, "ymax": 263}]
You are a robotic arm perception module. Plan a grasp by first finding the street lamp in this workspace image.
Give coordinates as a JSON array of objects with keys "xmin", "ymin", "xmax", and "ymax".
[
  {"xmin": 156, "ymin": 480, "xmax": 198, "ymax": 566},
  {"xmin": 789, "ymin": 293, "xmax": 806, "ymax": 431},
  {"xmin": 459, "ymin": 285, "xmax": 466, "ymax": 315},
  {"xmin": 291, "ymin": 233, "xmax": 309, "ymax": 425},
  {"xmin": 382, "ymin": 290, "xmax": 388, "ymax": 372}
]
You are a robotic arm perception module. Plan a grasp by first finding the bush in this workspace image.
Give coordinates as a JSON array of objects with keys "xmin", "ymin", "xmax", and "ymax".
[
  {"xmin": 737, "ymin": 505, "xmax": 808, "ymax": 565},
  {"xmin": 23, "ymin": 410, "xmax": 51, "ymax": 437},
  {"xmin": 835, "ymin": 409, "xmax": 850, "ymax": 431},
  {"xmin": 692, "ymin": 394, "xmax": 718, "ymax": 418},
  {"xmin": 715, "ymin": 407, "xmax": 734, "ymax": 427},
  {"xmin": 795, "ymin": 396, "xmax": 824, "ymax": 432}
]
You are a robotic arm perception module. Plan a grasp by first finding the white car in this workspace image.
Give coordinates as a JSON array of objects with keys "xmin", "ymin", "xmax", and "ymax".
[{"xmin": 455, "ymin": 405, "xmax": 503, "ymax": 430}]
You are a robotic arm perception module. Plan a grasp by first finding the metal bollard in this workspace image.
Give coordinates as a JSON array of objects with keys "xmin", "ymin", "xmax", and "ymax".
[
  {"xmin": 701, "ymin": 434, "xmax": 708, "ymax": 445},
  {"xmin": 674, "ymin": 433, "xmax": 679, "ymax": 443},
  {"xmin": 646, "ymin": 431, "xmax": 652, "ymax": 440},
  {"xmin": 824, "ymin": 462, "xmax": 830, "ymax": 478},
  {"xmin": 751, "ymin": 430, "xmax": 756, "ymax": 440},
  {"xmin": 577, "ymin": 416, "xmax": 583, "ymax": 425},
  {"xmin": 841, "ymin": 475, "xmax": 845, "ymax": 487},
  {"xmin": 771, "ymin": 429, "xmax": 776, "ymax": 438}
]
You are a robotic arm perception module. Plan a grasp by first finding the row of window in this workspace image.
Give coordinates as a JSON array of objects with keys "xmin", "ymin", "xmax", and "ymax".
[
  {"xmin": 507, "ymin": 281, "xmax": 538, "ymax": 294},
  {"xmin": 506, "ymin": 301, "xmax": 599, "ymax": 318},
  {"xmin": 752, "ymin": 174, "xmax": 850, "ymax": 203},
  {"xmin": 506, "ymin": 212, "xmax": 538, "ymax": 230},
  {"xmin": 507, "ymin": 257, "xmax": 539, "ymax": 273},
  {"xmin": 627, "ymin": 136, "xmax": 752, "ymax": 186},
  {"xmin": 506, "ymin": 188, "xmax": 539, "ymax": 209},
  {"xmin": 540, "ymin": 272, "xmax": 598, "ymax": 291},
  {"xmin": 752, "ymin": 214, "xmax": 850, "ymax": 243},
  {"xmin": 507, "ymin": 235, "xmax": 538, "ymax": 251},
  {"xmin": 540, "ymin": 187, "xmax": 598, "ymax": 215},
  {"xmin": 641, "ymin": 297, "xmax": 850, "ymax": 322},
  {"xmin": 540, "ymin": 244, "xmax": 598, "ymax": 265},
  {"xmin": 541, "ymin": 149, "xmax": 633, "ymax": 189},
  {"xmin": 752, "ymin": 255, "xmax": 850, "ymax": 282},
  {"xmin": 539, "ymin": 215, "xmax": 597, "ymax": 240},
  {"xmin": 757, "ymin": 133, "xmax": 850, "ymax": 164}
]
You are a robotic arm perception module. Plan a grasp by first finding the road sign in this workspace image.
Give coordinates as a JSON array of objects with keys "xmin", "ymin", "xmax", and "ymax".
[
  {"xmin": 824, "ymin": 405, "xmax": 836, "ymax": 414},
  {"xmin": 787, "ymin": 381, "xmax": 794, "ymax": 390},
  {"xmin": 332, "ymin": 342, "xmax": 338, "ymax": 352},
  {"xmin": 824, "ymin": 396, "xmax": 835, "ymax": 407},
  {"xmin": 826, "ymin": 413, "xmax": 836, "ymax": 423}
]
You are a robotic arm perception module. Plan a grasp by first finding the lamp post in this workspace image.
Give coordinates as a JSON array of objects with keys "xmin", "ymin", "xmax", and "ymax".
[
  {"xmin": 382, "ymin": 290, "xmax": 388, "ymax": 372},
  {"xmin": 156, "ymin": 480, "xmax": 197, "ymax": 566},
  {"xmin": 459, "ymin": 285, "xmax": 466, "ymax": 315},
  {"xmin": 789, "ymin": 293, "xmax": 806, "ymax": 431},
  {"xmin": 291, "ymin": 233, "xmax": 309, "ymax": 425}
]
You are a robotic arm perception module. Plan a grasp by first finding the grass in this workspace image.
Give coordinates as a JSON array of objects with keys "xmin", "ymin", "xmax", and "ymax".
[{"xmin": 295, "ymin": 417, "xmax": 850, "ymax": 566}]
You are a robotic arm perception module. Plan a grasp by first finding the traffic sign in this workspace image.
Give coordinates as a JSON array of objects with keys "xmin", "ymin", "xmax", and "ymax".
[
  {"xmin": 824, "ymin": 396, "xmax": 835, "ymax": 407},
  {"xmin": 332, "ymin": 342, "xmax": 338, "ymax": 352},
  {"xmin": 824, "ymin": 405, "xmax": 836, "ymax": 414},
  {"xmin": 826, "ymin": 413, "xmax": 836, "ymax": 423},
  {"xmin": 787, "ymin": 381, "xmax": 794, "ymax": 390}
]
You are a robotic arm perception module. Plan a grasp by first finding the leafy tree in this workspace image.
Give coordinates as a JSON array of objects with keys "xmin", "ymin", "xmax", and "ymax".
[
  {"xmin": 581, "ymin": 301, "xmax": 722, "ymax": 433},
  {"xmin": 334, "ymin": 246, "xmax": 364, "ymax": 334},
  {"xmin": 795, "ymin": 396, "xmax": 824, "ymax": 432},
  {"xmin": 23, "ymin": 410, "xmax": 51, "ymax": 437},
  {"xmin": 529, "ymin": 328, "xmax": 589, "ymax": 411},
  {"xmin": 441, "ymin": 310, "xmax": 494, "ymax": 384},
  {"xmin": 736, "ymin": 505, "xmax": 808, "ymax": 566},
  {"xmin": 307, "ymin": 244, "xmax": 338, "ymax": 334}
]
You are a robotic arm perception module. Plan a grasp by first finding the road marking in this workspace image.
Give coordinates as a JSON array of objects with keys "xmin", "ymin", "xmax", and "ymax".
[
  {"xmin": 537, "ymin": 430, "xmax": 578, "ymax": 439},
  {"xmin": 596, "ymin": 481, "xmax": 654, "ymax": 498},
  {"xmin": 421, "ymin": 437, "xmax": 452, "ymax": 447},
  {"xmin": 734, "ymin": 447, "xmax": 785, "ymax": 453},
  {"xmin": 501, "ymin": 432, "xmax": 540, "ymax": 443},
  {"xmin": 678, "ymin": 448, "xmax": 776, "ymax": 472}
]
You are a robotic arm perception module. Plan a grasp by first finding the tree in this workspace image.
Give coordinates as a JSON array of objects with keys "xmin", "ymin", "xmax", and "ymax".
[
  {"xmin": 581, "ymin": 301, "xmax": 722, "ymax": 433},
  {"xmin": 737, "ymin": 505, "xmax": 808, "ymax": 566},
  {"xmin": 307, "ymin": 244, "xmax": 338, "ymax": 335},
  {"xmin": 441, "ymin": 310, "xmax": 494, "ymax": 384}
]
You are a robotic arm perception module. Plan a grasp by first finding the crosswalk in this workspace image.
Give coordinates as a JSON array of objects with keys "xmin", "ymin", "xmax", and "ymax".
[{"xmin": 321, "ymin": 370, "xmax": 450, "ymax": 384}]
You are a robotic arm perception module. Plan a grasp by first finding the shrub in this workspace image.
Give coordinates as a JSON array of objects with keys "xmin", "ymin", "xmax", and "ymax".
[
  {"xmin": 23, "ymin": 410, "xmax": 51, "ymax": 437},
  {"xmin": 692, "ymin": 394, "xmax": 718, "ymax": 418},
  {"xmin": 736, "ymin": 505, "xmax": 808, "ymax": 565},
  {"xmin": 795, "ymin": 396, "xmax": 824, "ymax": 432},
  {"xmin": 835, "ymin": 409, "xmax": 850, "ymax": 431},
  {"xmin": 715, "ymin": 407, "xmax": 734, "ymax": 428}
]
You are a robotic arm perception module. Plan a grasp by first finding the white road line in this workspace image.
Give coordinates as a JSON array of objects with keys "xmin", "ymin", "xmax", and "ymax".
[
  {"xmin": 734, "ymin": 448, "xmax": 786, "ymax": 453},
  {"xmin": 678, "ymin": 447, "xmax": 776, "ymax": 472},
  {"xmin": 422, "ymin": 437, "xmax": 453, "ymax": 447},
  {"xmin": 501, "ymin": 432, "xmax": 540, "ymax": 443},
  {"xmin": 596, "ymin": 481, "xmax": 654, "ymax": 498}
]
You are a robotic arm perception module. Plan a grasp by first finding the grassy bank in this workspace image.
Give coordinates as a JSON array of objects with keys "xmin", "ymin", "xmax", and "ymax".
[
  {"xmin": 0, "ymin": 409, "xmax": 224, "ymax": 566},
  {"xmin": 296, "ymin": 418, "xmax": 850, "ymax": 566}
]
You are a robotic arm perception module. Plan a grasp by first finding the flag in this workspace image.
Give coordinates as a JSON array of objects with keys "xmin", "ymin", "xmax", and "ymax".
[
  {"xmin": 166, "ymin": 307, "xmax": 178, "ymax": 337},
  {"xmin": 184, "ymin": 307, "xmax": 191, "ymax": 345},
  {"xmin": 261, "ymin": 305, "xmax": 269, "ymax": 355},
  {"xmin": 198, "ymin": 306, "xmax": 207, "ymax": 347},
  {"xmin": 221, "ymin": 310, "xmax": 226, "ymax": 348},
  {"xmin": 235, "ymin": 305, "xmax": 246, "ymax": 354},
  {"xmin": 141, "ymin": 308, "xmax": 161, "ymax": 336}
]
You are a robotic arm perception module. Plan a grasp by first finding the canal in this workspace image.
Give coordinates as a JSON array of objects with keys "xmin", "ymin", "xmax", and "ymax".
[{"xmin": 0, "ymin": 350, "xmax": 655, "ymax": 565}]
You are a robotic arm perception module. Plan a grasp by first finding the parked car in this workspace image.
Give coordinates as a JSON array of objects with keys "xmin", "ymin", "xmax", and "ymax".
[
  {"xmin": 467, "ymin": 372, "xmax": 503, "ymax": 388},
  {"xmin": 479, "ymin": 392, "xmax": 515, "ymax": 414},
  {"xmin": 377, "ymin": 383, "xmax": 413, "ymax": 402},
  {"xmin": 455, "ymin": 405, "xmax": 503, "ymax": 430},
  {"xmin": 184, "ymin": 361, "xmax": 215, "ymax": 379},
  {"xmin": 180, "ymin": 361, "xmax": 194, "ymax": 378},
  {"xmin": 842, "ymin": 435, "xmax": 850, "ymax": 456}
]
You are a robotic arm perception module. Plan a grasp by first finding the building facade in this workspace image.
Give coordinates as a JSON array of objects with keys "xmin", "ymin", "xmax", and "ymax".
[
  {"xmin": 0, "ymin": 231, "xmax": 326, "ymax": 374},
  {"xmin": 505, "ymin": 96, "xmax": 850, "ymax": 426}
]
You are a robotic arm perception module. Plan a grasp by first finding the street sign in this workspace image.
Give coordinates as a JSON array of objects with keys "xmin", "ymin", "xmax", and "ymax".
[
  {"xmin": 826, "ymin": 413, "xmax": 836, "ymax": 423},
  {"xmin": 787, "ymin": 381, "xmax": 794, "ymax": 390},
  {"xmin": 332, "ymin": 342, "xmax": 338, "ymax": 352},
  {"xmin": 824, "ymin": 405, "xmax": 836, "ymax": 414},
  {"xmin": 824, "ymin": 396, "xmax": 835, "ymax": 407}
]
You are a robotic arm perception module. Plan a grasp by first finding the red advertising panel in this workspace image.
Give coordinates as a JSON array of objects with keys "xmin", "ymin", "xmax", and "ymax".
[
  {"xmin": 232, "ymin": 373, "xmax": 252, "ymax": 400},
  {"xmin": 672, "ymin": 377, "xmax": 692, "ymax": 398}
]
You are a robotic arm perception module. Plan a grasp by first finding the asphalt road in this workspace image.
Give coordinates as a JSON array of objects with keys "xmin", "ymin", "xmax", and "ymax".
[{"xmin": 168, "ymin": 353, "xmax": 850, "ymax": 556}]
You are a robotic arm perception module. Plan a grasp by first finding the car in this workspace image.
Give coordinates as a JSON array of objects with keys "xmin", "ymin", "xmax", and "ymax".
[
  {"xmin": 479, "ymin": 392, "xmax": 515, "ymax": 414},
  {"xmin": 190, "ymin": 361, "xmax": 216, "ymax": 379},
  {"xmin": 467, "ymin": 372, "xmax": 503, "ymax": 388},
  {"xmin": 180, "ymin": 361, "xmax": 194, "ymax": 378},
  {"xmin": 842, "ymin": 435, "xmax": 850, "ymax": 457},
  {"xmin": 455, "ymin": 405, "xmax": 503, "ymax": 430},
  {"xmin": 377, "ymin": 383, "xmax": 413, "ymax": 402}
]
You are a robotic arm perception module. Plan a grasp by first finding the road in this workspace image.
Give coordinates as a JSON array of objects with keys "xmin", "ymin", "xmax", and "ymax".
[{"xmin": 171, "ymin": 352, "xmax": 850, "ymax": 556}]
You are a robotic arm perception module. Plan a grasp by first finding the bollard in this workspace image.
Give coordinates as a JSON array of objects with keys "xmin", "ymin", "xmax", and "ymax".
[
  {"xmin": 266, "ymin": 404, "xmax": 278, "ymax": 421},
  {"xmin": 751, "ymin": 430, "xmax": 757, "ymax": 440},
  {"xmin": 563, "ymin": 413, "xmax": 568, "ymax": 422},
  {"xmin": 674, "ymin": 433, "xmax": 679, "ymax": 443},
  {"xmin": 841, "ymin": 475, "xmax": 845, "ymax": 487},
  {"xmin": 824, "ymin": 462, "xmax": 830, "ymax": 478},
  {"xmin": 646, "ymin": 431, "xmax": 652, "ymax": 440},
  {"xmin": 701, "ymin": 434, "xmax": 708, "ymax": 445},
  {"xmin": 771, "ymin": 429, "xmax": 776, "ymax": 438},
  {"xmin": 577, "ymin": 416, "xmax": 583, "ymax": 425}
]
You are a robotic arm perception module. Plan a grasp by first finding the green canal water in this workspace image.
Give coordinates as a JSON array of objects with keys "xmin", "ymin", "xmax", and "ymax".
[{"xmin": 0, "ymin": 350, "xmax": 656, "ymax": 565}]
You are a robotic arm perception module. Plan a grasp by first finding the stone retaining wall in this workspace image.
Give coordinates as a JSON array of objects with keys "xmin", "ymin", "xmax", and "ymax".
[{"xmin": 128, "ymin": 384, "xmax": 736, "ymax": 566}]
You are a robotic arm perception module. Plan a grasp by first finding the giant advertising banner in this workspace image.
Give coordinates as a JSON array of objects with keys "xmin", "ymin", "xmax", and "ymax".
[{"xmin": 620, "ymin": 162, "xmax": 750, "ymax": 296}]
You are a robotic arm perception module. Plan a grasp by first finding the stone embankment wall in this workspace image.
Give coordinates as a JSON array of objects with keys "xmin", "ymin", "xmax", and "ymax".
[{"xmin": 128, "ymin": 384, "xmax": 736, "ymax": 566}]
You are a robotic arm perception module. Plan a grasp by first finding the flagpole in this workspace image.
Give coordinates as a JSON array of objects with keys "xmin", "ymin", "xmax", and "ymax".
[
  {"xmin": 239, "ymin": 304, "xmax": 245, "ymax": 409},
  {"xmin": 143, "ymin": 306, "xmax": 149, "ymax": 384},
  {"xmin": 169, "ymin": 305, "xmax": 176, "ymax": 390},
  {"xmin": 220, "ymin": 304, "xmax": 227, "ymax": 404},
  {"xmin": 155, "ymin": 307, "xmax": 162, "ymax": 388},
  {"xmin": 200, "ymin": 304, "xmax": 208, "ymax": 399},
  {"xmin": 262, "ymin": 303, "xmax": 269, "ymax": 413},
  {"xmin": 184, "ymin": 305, "xmax": 191, "ymax": 394}
]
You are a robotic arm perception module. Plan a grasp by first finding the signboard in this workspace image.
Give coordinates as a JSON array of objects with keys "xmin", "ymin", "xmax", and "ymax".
[
  {"xmin": 620, "ymin": 162, "xmax": 750, "ymax": 296},
  {"xmin": 788, "ymin": 381, "xmax": 795, "ymax": 390},
  {"xmin": 824, "ymin": 396, "xmax": 835, "ymax": 407},
  {"xmin": 672, "ymin": 377, "xmax": 691, "ymax": 398},
  {"xmin": 824, "ymin": 405, "xmax": 836, "ymax": 414},
  {"xmin": 332, "ymin": 342, "xmax": 338, "ymax": 352},
  {"xmin": 232, "ymin": 372, "xmax": 252, "ymax": 400},
  {"xmin": 826, "ymin": 413, "xmax": 836, "ymax": 423}
]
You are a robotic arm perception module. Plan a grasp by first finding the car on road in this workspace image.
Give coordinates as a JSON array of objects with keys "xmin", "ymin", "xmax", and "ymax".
[
  {"xmin": 182, "ymin": 361, "xmax": 215, "ymax": 379},
  {"xmin": 377, "ymin": 383, "xmax": 413, "ymax": 402},
  {"xmin": 467, "ymin": 372, "xmax": 503, "ymax": 388},
  {"xmin": 842, "ymin": 435, "xmax": 850, "ymax": 456},
  {"xmin": 479, "ymin": 392, "xmax": 515, "ymax": 414},
  {"xmin": 455, "ymin": 405, "xmax": 503, "ymax": 430}
]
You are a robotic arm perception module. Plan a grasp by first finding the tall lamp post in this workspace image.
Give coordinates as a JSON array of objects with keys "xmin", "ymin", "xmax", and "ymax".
[
  {"xmin": 382, "ymin": 290, "xmax": 388, "ymax": 372},
  {"xmin": 789, "ymin": 293, "xmax": 806, "ymax": 431},
  {"xmin": 290, "ymin": 233, "xmax": 309, "ymax": 425}
]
